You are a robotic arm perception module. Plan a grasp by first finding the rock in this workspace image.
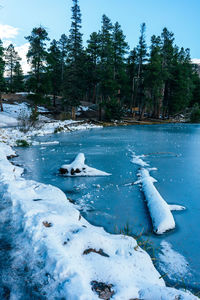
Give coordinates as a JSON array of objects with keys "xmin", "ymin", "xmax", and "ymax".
[
  {"xmin": 67, "ymin": 197, "xmax": 76, "ymax": 204},
  {"xmin": 7, "ymin": 154, "xmax": 18, "ymax": 159},
  {"xmin": 83, "ymin": 248, "xmax": 109, "ymax": 257},
  {"xmin": 43, "ymin": 221, "xmax": 52, "ymax": 228},
  {"xmin": 71, "ymin": 168, "xmax": 81, "ymax": 175},
  {"xmin": 59, "ymin": 167, "xmax": 68, "ymax": 175},
  {"xmin": 91, "ymin": 281, "xmax": 114, "ymax": 300}
]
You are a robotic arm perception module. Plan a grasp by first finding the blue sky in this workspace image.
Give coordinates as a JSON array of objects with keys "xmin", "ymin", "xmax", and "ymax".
[{"xmin": 0, "ymin": 0, "xmax": 199, "ymax": 71}]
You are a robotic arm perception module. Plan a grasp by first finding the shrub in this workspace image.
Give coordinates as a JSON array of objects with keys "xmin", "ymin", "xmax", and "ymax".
[
  {"xmin": 16, "ymin": 139, "xmax": 30, "ymax": 147},
  {"xmin": 54, "ymin": 126, "xmax": 64, "ymax": 133},
  {"xmin": 18, "ymin": 108, "xmax": 39, "ymax": 132}
]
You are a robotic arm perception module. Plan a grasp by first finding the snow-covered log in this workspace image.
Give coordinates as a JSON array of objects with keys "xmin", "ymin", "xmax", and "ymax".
[
  {"xmin": 59, "ymin": 153, "xmax": 111, "ymax": 176},
  {"xmin": 138, "ymin": 168, "xmax": 175, "ymax": 234}
]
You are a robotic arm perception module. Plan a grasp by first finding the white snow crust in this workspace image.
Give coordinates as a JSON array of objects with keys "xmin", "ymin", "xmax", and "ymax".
[
  {"xmin": 0, "ymin": 143, "xmax": 197, "ymax": 299},
  {"xmin": 60, "ymin": 153, "xmax": 111, "ymax": 176}
]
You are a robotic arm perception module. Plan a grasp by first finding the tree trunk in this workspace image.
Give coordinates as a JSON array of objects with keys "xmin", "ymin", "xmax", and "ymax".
[
  {"xmin": 92, "ymin": 84, "xmax": 96, "ymax": 104},
  {"xmin": 0, "ymin": 93, "xmax": 3, "ymax": 112},
  {"xmin": 139, "ymin": 104, "xmax": 145, "ymax": 120},
  {"xmin": 117, "ymin": 89, "xmax": 121, "ymax": 104},
  {"xmin": 71, "ymin": 106, "xmax": 76, "ymax": 120},
  {"xmin": 156, "ymin": 83, "xmax": 165, "ymax": 119},
  {"xmin": 53, "ymin": 94, "xmax": 56, "ymax": 107},
  {"xmin": 98, "ymin": 102, "xmax": 102, "ymax": 121}
]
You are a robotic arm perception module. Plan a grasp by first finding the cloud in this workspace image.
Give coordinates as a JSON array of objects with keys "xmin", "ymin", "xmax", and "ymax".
[
  {"xmin": 3, "ymin": 41, "xmax": 31, "ymax": 75},
  {"xmin": 191, "ymin": 58, "xmax": 200, "ymax": 65},
  {"xmin": 0, "ymin": 24, "xmax": 19, "ymax": 39},
  {"xmin": 15, "ymin": 43, "xmax": 31, "ymax": 74},
  {"xmin": 0, "ymin": 23, "xmax": 31, "ymax": 74}
]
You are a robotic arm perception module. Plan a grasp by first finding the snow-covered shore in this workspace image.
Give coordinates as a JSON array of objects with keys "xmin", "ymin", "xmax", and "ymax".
[
  {"xmin": 0, "ymin": 143, "xmax": 198, "ymax": 299},
  {"xmin": 0, "ymin": 103, "xmax": 198, "ymax": 299},
  {"xmin": 0, "ymin": 102, "xmax": 102, "ymax": 146}
]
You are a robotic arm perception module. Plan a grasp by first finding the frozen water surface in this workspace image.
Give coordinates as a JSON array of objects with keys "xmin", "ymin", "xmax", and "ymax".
[{"xmin": 13, "ymin": 124, "xmax": 200, "ymax": 292}]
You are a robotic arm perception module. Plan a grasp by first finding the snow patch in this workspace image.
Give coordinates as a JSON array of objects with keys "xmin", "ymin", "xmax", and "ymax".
[
  {"xmin": 131, "ymin": 151, "xmax": 149, "ymax": 167},
  {"xmin": 139, "ymin": 285, "xmax": 197, "ymax": 300},
  {"xmin": 169, "ymin": 204, "xmax": 186, "ymax": 211},
  {"xmin": 159, "ymin": 241, "xmax": 190, "ymax": 280},
  {"xmin": 40, "ymin": 141, "xmax": 59, "ymax": 145}
]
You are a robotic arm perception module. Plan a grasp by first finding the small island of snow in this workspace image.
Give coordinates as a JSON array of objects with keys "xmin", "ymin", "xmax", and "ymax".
[{"xmin": 59, "ymin": 153, "xmax": 111, "ymax": 176}]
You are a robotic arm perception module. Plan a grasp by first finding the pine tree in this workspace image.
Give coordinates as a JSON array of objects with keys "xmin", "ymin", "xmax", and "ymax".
[
  {"xmin": 146, "ymin": 35, "xmax": 164, "ymax": 118},
  {"xmin": 13, "ymin": 61, "xmax": 24, "ymax": 92},
  {"xmin": 47, "ymin": 39, "xmax": 62, "ymax": 106},
  {"xmin": 58, "ymin": 34, "xmax": 69, "ymax": 90},
  {"xmin": 99, "ymin": 14, "xmax": 114, "ymax": 101},
  {"xmin": 169, "ymin": 47, "xmax": 194, "ymax": 114},
  {"xmin": 160, "ymin": 27, "xmax": 175, "ymax": 117},
  {"xmin": 112, "ymin": 22, "xmax": 129, "ymax": 103},
  {"xmin": 63, "ymin": 0, "xmax": 84, "ymax": 116},
  {"xmin": 68, "ymin": 0, "xmax": 82, "ymax": 60},
  {"xmin": 86, "ymin": 31, "xmax": 101, "ymax": 103},
  {"xmin": 136, "ymin": 23, "xmax": 148, "ymax": 119},
  {"xmin": 0, "ymin": 39, "xmax": 5, "ymax": 111},
  {"xmin": 191, "ymin": 72, "xmax": 200, "ymax": 107},
  {"xmin": 5, "ymin": 43, "xmax": 21, "ymax": 92},
  {"xmin": 25, "ymin": 26, "xmax": 49, "ymax": 110},
  {"xmin": 127, "ymin": 48, "xmax": 138, "ymax": 111}
]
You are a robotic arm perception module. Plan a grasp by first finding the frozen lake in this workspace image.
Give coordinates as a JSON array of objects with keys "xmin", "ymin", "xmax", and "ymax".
[{"xmin": 13, "ymin": 124, "xmax": 200, "ymax": 292}]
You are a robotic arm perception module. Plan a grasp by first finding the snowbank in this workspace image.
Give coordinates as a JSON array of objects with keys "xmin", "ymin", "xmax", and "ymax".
[
  {"xmin": 0, "ymin": 142, "xmax": 197, "ymax": 299},
  {"xmin": 60, "ymin": 153, "xmax": 111, "ymax": 176},
  {"xmin": 0, "ymin": 113, "xmax": 18, "ymax": 126},
  {"xmin": 138, "ymin": 168, "xmax": 175, "ymax": 234}
]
